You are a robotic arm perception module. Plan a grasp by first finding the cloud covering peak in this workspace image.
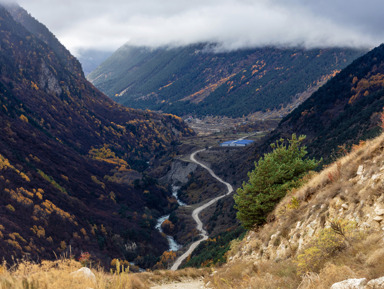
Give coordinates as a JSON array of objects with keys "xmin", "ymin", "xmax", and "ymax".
[{"xmin": 10, "ymin": 0, "xmax": 384, "ymax": 54}]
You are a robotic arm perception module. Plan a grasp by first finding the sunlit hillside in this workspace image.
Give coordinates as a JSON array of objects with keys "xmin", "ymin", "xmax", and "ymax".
[{"xmin": 205, "ymin": 132, "xmax": 384, "ymax": 288}]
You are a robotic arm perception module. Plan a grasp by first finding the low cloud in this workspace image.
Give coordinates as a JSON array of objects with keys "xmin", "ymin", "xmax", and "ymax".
[{"xmin": 10, "ymin": 0, "xmax": 384, "ymax": 54}]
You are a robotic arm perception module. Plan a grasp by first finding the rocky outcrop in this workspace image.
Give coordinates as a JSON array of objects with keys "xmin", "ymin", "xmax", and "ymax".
[
  {"xmin": 39, "ymin": 61, "xmax": 62, "ymax": 95},
  {"xmin": 227, "ymin": 134, "xmax": 384, "ymax": 269},
  {"xmin": 161, "ymin": 160, "xmax": 198, "ymax": 185},
  {"xmin": 331, "ymin": 276, "xmax": 384, "ymax": 289},
  {"xmin": 331, "ymin": 278, "xmax": 367, "ymax": 289},
  {"xmin": 366, "ymin": 276, "xmax": 384, "ymax": 289}
]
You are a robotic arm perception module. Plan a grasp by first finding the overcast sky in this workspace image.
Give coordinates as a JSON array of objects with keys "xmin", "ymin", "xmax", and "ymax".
[{"xmin": 5, "ymin": 0, "xmax": 384, "ymax": 55}]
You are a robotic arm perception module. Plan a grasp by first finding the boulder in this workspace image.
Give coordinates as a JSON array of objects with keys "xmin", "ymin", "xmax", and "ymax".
[
  {"xmin": 373, "ymin": 216, "xmax": 383, "ymax": 223},
  {"xmin": 366, "ymin": 276, "xmax": 384, "ymax": 288},
  {"xmin": 70, "ymin": 267, "xmax": 96, "ymax": 283},
  {"xmin": 375, "ymin": 209, "xmax": 384, "ymax": 216},
  {"xmin": 330, "ymin": 278, "xmax": 367, "ymax": 289}
]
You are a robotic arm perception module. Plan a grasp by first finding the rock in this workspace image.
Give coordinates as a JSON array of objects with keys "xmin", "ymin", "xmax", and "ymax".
[
  {"xmin": 357, "ymin": 165, "xmax": 364, "ymax": 175},
  {"xmin": 307, "ymin": 227, "xmax": 315, "ymax": 237},
  {"xmin": 342, "ymin": 203, "xmax": 349, "ymax": 210},
  {"xmin": 373, "ymin": 216, "xmax": 383, "ymax": 223},
  {"xmin": 372, "ymin": 174, "xmax": 382, "ymax": 181},
  {"xmin": 70, "ymin": 267, "xmax": 96, "ymax": 283},
  {"xmin": 375, "ymin": 208, "xmax": 384, "ymax": 216},
  {"xmin": 366, "ymin": 276, "xmax": 384, "ymax": 288},
  {"xmin": 330, "ymin": 278, "xmax": 367, "ymax": 289}
]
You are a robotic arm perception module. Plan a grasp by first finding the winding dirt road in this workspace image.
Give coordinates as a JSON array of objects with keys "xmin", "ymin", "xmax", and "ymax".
[{"xmin": 170, "ymin": 148, "xmax": 234, "ymax": 271}]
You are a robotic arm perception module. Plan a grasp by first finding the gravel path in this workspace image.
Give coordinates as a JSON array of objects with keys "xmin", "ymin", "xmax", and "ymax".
[{"xmin": 150, "ymin": 280, "xmax": 206, "ymax": 289}]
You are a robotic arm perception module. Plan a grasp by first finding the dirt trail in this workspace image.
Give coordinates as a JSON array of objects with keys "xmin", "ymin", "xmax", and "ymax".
[
  {"xmin": 150, "ymin": 280, "xmax": 205, "ymax": 289},
  {"xmin": 170, "ymin": 148, "xmax": 234, "ymax": 271}
]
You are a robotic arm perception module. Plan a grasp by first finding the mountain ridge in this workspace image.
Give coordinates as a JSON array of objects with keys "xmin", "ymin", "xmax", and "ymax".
[
  {"xmin": 0, "ymin": 4, "xmax": 192, "ymax": 269},
  {"xmin": 268, "ymin": 43, "xmax": 384, "ymax": 160},
  {"xmin": 88, "ymin": 44, "xmax": 365, "ymax": 118}
]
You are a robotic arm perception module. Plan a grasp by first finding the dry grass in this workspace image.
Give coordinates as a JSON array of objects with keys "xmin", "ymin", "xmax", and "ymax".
[
  {"xmin": 140, "ymin": 267, "xmax": 209, "ymax": 286},
  {"xmin": 0, "ymin": 258, "xmax": 149, "ymax": 289},
  {"xmin": 205, "ymin": 259, "xmax": 300, "ymax": 289},
  {"xmin": 298, "ymin": 264, "xmax": 356, "ymax": 289},
  {"xmin": 206, "ymin": 230, "xmax": 384, "ymax": 289},
  {"xmin": 0, "ymin": 258, "xmax": 210, "ymax": 289}
]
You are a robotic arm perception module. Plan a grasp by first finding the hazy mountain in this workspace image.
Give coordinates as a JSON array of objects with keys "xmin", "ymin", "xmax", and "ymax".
[
  {"xmin": 88, "ymin": 44, "xmax": 365, "ymax": 118},
  {"xmin": 0, "ymin": 4, "xmax": 193, "ymax": 268},
  {"xmin": 76, "ymin": 49, "xmax": 113, "ymax": 76}
]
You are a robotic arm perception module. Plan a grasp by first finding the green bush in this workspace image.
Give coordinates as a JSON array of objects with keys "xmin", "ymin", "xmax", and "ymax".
[{"xmin": 234, "ymin": 134, "xmax": 320, "ymax": 229}]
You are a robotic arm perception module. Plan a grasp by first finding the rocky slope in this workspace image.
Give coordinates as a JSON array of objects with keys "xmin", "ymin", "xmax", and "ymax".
[
  {"xmin": 88, "ymin": 44, "xmax": 364, "ymax": 118},
  {"xmin": 205, "ymin": 133, "xmax": 384, "ymax": 288},
  {"xmin": 0, "ymin": 4, "xmax": 193, "ymax": 269}
]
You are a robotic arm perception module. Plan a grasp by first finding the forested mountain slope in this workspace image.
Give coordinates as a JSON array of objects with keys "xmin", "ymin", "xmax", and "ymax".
[
  {"xmin": 88, "ymin": 44, "xmax": 364, "ymax": 117},
  {"xmin": 269, "ymin": 44, "xmax": 384, "ymax": 160},
  {"xmin": 0, "ymin": 4, "xmax": 192, "ymax": 269}
]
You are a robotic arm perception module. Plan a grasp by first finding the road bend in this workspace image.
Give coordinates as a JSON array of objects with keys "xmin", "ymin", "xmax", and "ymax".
[{"xmin": 170, "ymin": 148, "xmax": 234, "ymax": 270}]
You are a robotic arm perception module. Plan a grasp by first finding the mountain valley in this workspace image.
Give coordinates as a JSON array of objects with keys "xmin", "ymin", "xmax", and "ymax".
[{"xmin": 2, "ymin": 2, "xmax": 384, "ymax": 289}]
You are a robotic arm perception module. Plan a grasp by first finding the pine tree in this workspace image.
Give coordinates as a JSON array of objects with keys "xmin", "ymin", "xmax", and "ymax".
[{"xmin": 234, "ymin": 134, "xmax": 320, "ymax": 229}]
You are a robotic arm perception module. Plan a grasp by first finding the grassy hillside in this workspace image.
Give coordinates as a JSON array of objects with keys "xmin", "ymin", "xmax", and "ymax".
[
  {"xmin": 205, "ymin": 130, "xmax": 384, "ymax": 289},
  {"xmin": 88, "ymin": 44, "xmax": 364, "ymax": 117}
]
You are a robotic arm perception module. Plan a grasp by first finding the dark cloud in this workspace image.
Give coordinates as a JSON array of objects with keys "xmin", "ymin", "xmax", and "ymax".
[{"xmin": 8, "ymin": 0, "xmax": 384, "ymax": 54}]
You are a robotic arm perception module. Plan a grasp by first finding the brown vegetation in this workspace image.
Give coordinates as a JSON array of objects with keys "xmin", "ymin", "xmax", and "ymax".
[
  {"xmin": 204, "ymin": 132, "xmax": 384, "ymax": 288},
  {"xmin": 0, "ymin": 257, "xmax": 209, "ymax": 289}
]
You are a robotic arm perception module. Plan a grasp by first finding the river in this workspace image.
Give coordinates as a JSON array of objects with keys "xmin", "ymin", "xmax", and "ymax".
[{"xmin": 155, "ymin": 185, "xmax": 184, "ymax": 251}]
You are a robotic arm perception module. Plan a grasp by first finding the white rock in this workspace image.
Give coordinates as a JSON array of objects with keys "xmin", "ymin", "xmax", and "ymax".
[
  {"xmin": 375, "ymin": 208, "xmax": 384, "ymax": 216},
  {"xmin": 310, "ymin": 220, "xmax": 317, "ymax": 228},
  {"xmin": 321, "ymin": 204, "xmax": 327, "ymax": 210},
  {"xmin": 373, "ymin": 216, "xmax": 383, "ymax": 222},
  {"xmin": 357, "ymin": 165, "xmax": 364, "ymax": 175},
  {"xmin": 366, "ymin": 276, "xmax": 384, "ymax": 288},
  {"xmin": 70, "ymin": 267, "xmax": 96, "ymax": 283},
  {"xmin": 307, "ymin": 227, "xmax": 315, "ymax": 237},
  {"xmin": 330, "ymin": 278, "xmax": 367, "ymax": 289},
  {"xmin": 297, "ymin": 237, "xmax": 304, "ymax": 252},
  {"xmin": 342, "ymin": 203, "xmax": 349, "ymax": 210},
  {"xmin": 372, "ymin": 174, "xmax": 382, "ymax": 181}
]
